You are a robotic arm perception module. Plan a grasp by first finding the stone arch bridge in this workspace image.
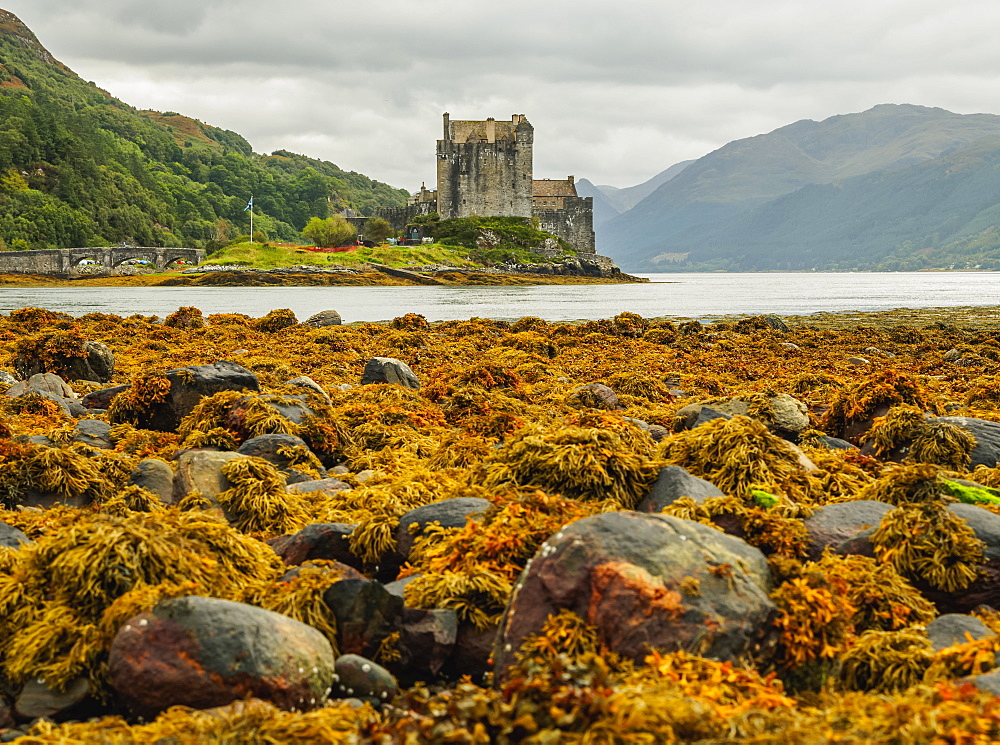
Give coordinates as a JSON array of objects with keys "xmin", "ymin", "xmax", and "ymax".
[{"xmin": 0, "ymin": 247, "xmax": 205, "ymax": 276}]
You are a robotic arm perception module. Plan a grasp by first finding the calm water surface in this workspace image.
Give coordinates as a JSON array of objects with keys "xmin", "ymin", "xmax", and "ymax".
[{"xmin": 0, "ymin": 272, "xmax": 997, "ymax": 323}]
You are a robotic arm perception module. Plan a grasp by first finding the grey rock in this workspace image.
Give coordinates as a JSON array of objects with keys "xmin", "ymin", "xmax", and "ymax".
[
  {"xmin": 675, "ymin": 393, "xmax": 810, "ymax": 435},
  {"xmin": 394, "ymin": 608, "xmax": 458, "ymax": 683},
  {"xmin": 268, "ymin": 523, "xmax": 360, "ymax": 570},
  {"xmin": 333, "ymin": 654, "xmax": 398, "ymax": 703},
  {"xmin": 360, "ymin": 357, "xmax": 420, "ymax": 389},
  {"xmin": 0, "ymin": 370, "xmax": 16, "ymax": 387},
  {"xmin": 13, "ymin": 677, "xmax": 94, "ymax": 723},
  {"xmin": 636, "ymin": 465, "xmax": 724, "ymax": 513},
  {"xmin": 816, "ymin": 435, "xmax": 857, "ymax": 450},
  {"xmin": 969, "ymin": 668, "xmax": 1000, "ymax": 695},
  {"xmin": 286, "ymin": 375, "xmax": 331, "ymax": 403},
  {"xmin": 569, "ymin": 382, "xmax": 622, "ymax": 410},
  {"xmin": 237, "ymin": 433, "xmax": 320, "ymax": 473},
  {"xmin": 927, "ymin": 614, "xmax": 994, "ymax": 651},
  {"xmin": 286, "ymin": 477, "xmax": 351, "ymax": 497},
  {"xmin": 5, "ymin": 372, "xmax": 77, "ymax": 400},
  {"xmin": 72, "ymin": 419, "xmax": 112, "ymax": 449},
  {"xmin": 129, "ymin": 459, "xmax": 175, "ymax": 503},
  {"xmin": 324, "ymin": 579, "xmax": 404, "ymax": 659},
  {"xmin": 804, "ymin": 501, "xmax": 894, "ymax": 561},
  {"xmin": 303, "ymin": 310, "xmax": 343, "ymax": 327},
  {"xmin": 0, "ymin": 521, "xmax": 29, "ymax": 549},
  {"xmin": 173, "ymin": 450, "xmax": 246, "ymax": 504},
  {"xmin": 82, "ymin": 384, "xmax": 127, "ymax": 409}
]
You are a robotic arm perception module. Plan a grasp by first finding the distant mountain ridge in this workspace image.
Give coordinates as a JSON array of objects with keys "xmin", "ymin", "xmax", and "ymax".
[
  {"xmin": 600, "ymin": 104, "xmax": 1000, "ymax": 271},
  {"xmin": 577, "ymin": 161, "xmax": 693, "ymax": 227},
  {"xmin": 0, "ymin": 9, "xmax": 406, "ymax": 250}
]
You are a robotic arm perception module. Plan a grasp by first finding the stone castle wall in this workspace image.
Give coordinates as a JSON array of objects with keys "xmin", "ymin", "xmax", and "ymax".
[{"xmin": 534, "ymin": 195, "xmax": 596, "ymax": 255}]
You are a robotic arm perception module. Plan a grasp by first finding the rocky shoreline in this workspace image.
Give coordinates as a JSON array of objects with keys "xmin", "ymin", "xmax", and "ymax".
[{"xmin": 3, "ymin": 306, "xmax": 1000, "ymax": 741}]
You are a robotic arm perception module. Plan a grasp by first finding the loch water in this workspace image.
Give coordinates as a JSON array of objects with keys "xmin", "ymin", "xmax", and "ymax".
[{"xmin": 1, "ymin": 272, "xmax": 998, "ymax": 323}]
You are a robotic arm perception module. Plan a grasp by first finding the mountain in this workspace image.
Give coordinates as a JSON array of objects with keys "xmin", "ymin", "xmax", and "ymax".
[
  {"xmin": 594, "ymin": 160, "xmax": 694, "ymax": 212},
  {"xmin": 600, "ymin": 105, "xmax": 1000, "ymax": 271},
  {"xmin": 0, "ymin": 9, "xmax": 406, "ymax": 250},
  {"xmin": 574, "ymin": 178, "xmax": 623, "ymax": 227}
]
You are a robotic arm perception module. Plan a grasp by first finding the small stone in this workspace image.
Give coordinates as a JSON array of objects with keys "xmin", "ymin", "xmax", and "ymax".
[
  {"xmin": 333, "ymin": 655, "xmax": 398, "ymax": 704},
  {"xmin": 847, "ymin": 357, "xmax": 870, "ymax": 366},
  {"xmin": 927, "ymin": 614, "xmax": 995, "ymax": 651},
  {"xmin": 303, "ymin": 310, "xmax": 343, "ymax": 328},
  {"xmin": 360, "ymin": 357, "xmax": 420, "ymax": 389},
  {"xmin": 0, "ymin": 521, "xmax": 30, "ymax": 549},
  {"xmin": 129, "ymin": 459, "xmax": 175, "ymax": 503}
]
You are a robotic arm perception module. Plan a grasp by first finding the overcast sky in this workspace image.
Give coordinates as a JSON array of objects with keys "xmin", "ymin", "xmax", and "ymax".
[{"xmin": 6, "ymin": 1, "xmax": 1000, "ymax": 191}]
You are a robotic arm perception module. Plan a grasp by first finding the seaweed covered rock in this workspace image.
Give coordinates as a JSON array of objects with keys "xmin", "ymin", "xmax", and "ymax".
[
  {"xmin": 286, "ymin": 478, "xmax": 351, "ymax": 497},
  {"xmin": 803, "ymin": 501, "xmax": 894, "ymax": 561},
  {"xmin": 109, "ymin": 596, "xmax": 335, "ymax": 718},
  {"xmin": 636, "ymin": 465, "xmax": 724, "ymax": 513},
  {"xmin": 5, "ymin": 373, "xmax": 77, "ymax": 401},
  {"xmin": 360, "ymin": 357, "xmax": 420, "ymax": 390},
  {"xmin": 13, "ymin": 333, "xmax": 114, "ymax": 383},
  {"xmin": 173, "ymin": 450, "xmax": 247, "ymax": 504},
  {"xmin": 237, "ymin": 433, "xmax": 323, "ymax": 475},
  {"xmin": 932, "ymin": 417, "xmax": 1000, "ymax": 468},
  {"xmin": 394, "ymin": 498, "xmax": 490, "ymax": 564},
  {"xmin": 109, "ymin": 361, "xmax": 260, "ymax": 432},
  {"xmin": 494, "ymin": 512, "xmax": 777, "ymax": 678},
  {"xmin": 675, "ymin": 393, "xmax": 810, "ymax": 438}
]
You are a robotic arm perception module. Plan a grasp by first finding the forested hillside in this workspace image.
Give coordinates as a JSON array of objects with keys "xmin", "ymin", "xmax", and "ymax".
[{"xmin": 0, "ymin": 10, "xmax": 406, "ymax": 250}]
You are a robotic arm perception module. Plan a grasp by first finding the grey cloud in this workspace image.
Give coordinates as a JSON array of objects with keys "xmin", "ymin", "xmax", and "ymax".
[{"xmin": 5, "ymin": 0, "xmax": 1000, "ymax": 187}]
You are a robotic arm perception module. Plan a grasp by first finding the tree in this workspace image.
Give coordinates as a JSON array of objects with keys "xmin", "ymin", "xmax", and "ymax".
[
  {"xmin": 363, "ymin": 217, "xmax": 393, "ymax": 244},
  {"xmin": 301, "ymin": 216, "xmax": 356, "ymax": 248}
]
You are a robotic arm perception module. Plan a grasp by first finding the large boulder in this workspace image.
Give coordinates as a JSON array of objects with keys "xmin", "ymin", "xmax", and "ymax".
[
  {"xmin": 803, "ymin": 501, "xmax": 894, "ymax": 561},
  {"xmin": 111, "ymin": 361, "xmax": 260, "ymax": 432},
  {"xmin": 5, "ymin": 373, "xmax": 77, "ymax": 400},
  {"xmin": 394, "ymin": 498, "xmax": 490, "ymax": 563},
  {"xmin": 675, "ymin": 393, "xmax": 810, "ymax": 437},
  {"xmin": 303, "ymin": 310, "xmax": 343, "ymax": 328},
  {"xmin": 108, "ymin": 596, "xmax": 335, "ymax": 718},
  {"xmin": 237, "ymin": 433, "xmax": 322, "ymax": 474},
  {"xmin": 332, "ymin": 654, "xmax": 398, "ymax": 704},
  {"xmin": 360, "ymin": 357, "xmax": 420, "ymax": 389},
  {"xmin": 636, "ymin": 465, "xmax": 724, "ymax": 513},
  {"xmin": 494, "ymin": 512, "xmax": 777, "ymax": 678}
]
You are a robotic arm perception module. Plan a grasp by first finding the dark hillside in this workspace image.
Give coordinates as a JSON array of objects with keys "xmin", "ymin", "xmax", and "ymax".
[{"xmin": 0, "ymin": 9, "xmax": 406, "ymax": 250}]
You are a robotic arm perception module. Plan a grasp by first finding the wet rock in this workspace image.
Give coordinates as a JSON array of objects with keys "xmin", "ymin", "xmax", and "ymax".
[
  {"xmin": 129, "ymin": 458, "xmax": 175, "ymax": 503},
  {"xmin": 803, "ymin": 501, "xmax": 894, "ymax": 561},
  {"xmin": 932, "ymin": 417, "xmax": 1000, "ymax": 468},
  {"xmin": 268, "ymin": 523, "xmax": 360, "ymax": 570},
  {"xmin": 5, "ymin": 372, "xmax": 77, "ymax": 400},
  {"xmin": 333, "ymin": 654, "xmax": 398, "ymax": 704},
  {"xmin": 82, "ymin": 384, "xmax": 128, "ymax": 410},
  {"xmin": 360, "ymin": 357, "xmax": 420, "ymax": 389},
  {"xmin": 927, "ymin": 614, "xmax": 994, "ymax": 651},
  {"xmin": 815, "ymin": 435, "xmax": 857, "ymax": 450},
  {"xmin": 568, "ymin": 383, "xmax": 622, "ymax": 410},
  {"xmin": 647, "ymin": 424, "xmax": 671, "ymax": 442},
  {"xmin": 636, "ymin": 465, "xmax": 724, "ymax": 513},
  {"xmin": 72, "ymin": 419, "xmax": 112, "ymax": 449},
  {"xmin": 450, "ymin": 623, "xmax": 498, "ymax": 684},
  {"xmin": 111, "ymin": 360, "xmax": 260, "ymax": 432},
  {"xmin": 0, "ymin": 522, "xmax": 29, "ymax": 549},
  {"xmin": 393, "ymin": 608, "xmax": 458, "ymax": 684},
  {"xmin": 494, "ymin": 512, "xmax": 777, "ymax": 679},
  {"xmin": 279, "ymin": 560, "xmax": 365, "ymax": 584},
  {"xmin": 303, "ymin": 310, "xmax": 343, "ymax": 328},
  {"xmin": 394, "ymin": 498, "xmax": 490, "ymax": 563},
  {"xmin": 108, "ymin": 596, "xmax": 335, "ymax": 718},
  {"xmin": 13, "ymin": 677, "xmax": 96, "ymax": 723},
  {"xmin": 237, "ymin": 433, "xmax": 322, "ymax": 474},
  {"xmin": 286, "ymin": 478, "xmax": 352, "ymax": 497},
  {"xmin": 383, "ymin": 574, "xmax": 419, "ymax": 598},
  {"xmin": 173, "ymin": 450, "xmax": 246, "ymax": 504},
  {"xmin": 323, "ymin": 579, "xmax": 404, "ymax": 658}
]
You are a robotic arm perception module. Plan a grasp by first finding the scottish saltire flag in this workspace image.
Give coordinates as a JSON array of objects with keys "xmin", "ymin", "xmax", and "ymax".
[{"xmin": 244, "ymin": 197, "xmax": 253, "ymax": 211}]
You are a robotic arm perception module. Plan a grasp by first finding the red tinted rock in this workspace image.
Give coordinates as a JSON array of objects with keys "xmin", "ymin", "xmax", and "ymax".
[
  {"xmin": 268, "ymin": 523, "xmax": 361, "ymax": 570},
  {"xmin": 108, "ymin": 596, "xmax": 334, "ymax": 718},
  {"xmin": 494, "ymin": 512, "xmax": 777, "ymax": 681}
]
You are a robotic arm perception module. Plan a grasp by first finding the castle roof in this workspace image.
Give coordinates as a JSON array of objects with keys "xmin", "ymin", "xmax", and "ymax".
[
  {"xmin": 532, "ymin": 179, "xmax": 578, "ymax": 198},
  {"xmin": 444, "ymin": 114, "xmax": 530, "ymax": 144}
]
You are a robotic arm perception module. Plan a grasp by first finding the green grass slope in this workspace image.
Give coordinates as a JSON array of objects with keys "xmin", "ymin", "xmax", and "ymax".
[{"xmin": 0, "ymin": 9, "xmax": 406, "ymax": 250}]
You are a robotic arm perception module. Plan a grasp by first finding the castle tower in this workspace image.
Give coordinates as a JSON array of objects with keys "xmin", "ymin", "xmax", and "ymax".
[{"xmin": 436, "ymin": 113, "xmax": 534, "ymax": 219}]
